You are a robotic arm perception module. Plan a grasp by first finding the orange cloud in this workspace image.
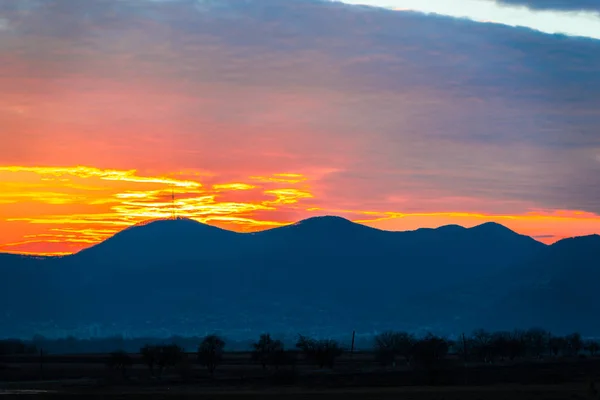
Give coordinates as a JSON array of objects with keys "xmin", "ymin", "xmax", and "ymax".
[
  {"xmin": 1, "ymin": 164, "xmax": 599, "ymax": 256},
  {"xmin": 212, "ymin": 183, "xmax": 256, "ymax": 191},
  {"xmin": 0, "ymin": 166, "xmax": 319, "ymax": 254},
  {"xmin": 250, "ymin": 174, "xmax": 309, "ymax": 184},
  {"xmin": 0, "ymin": 166, "xmax": 202, "ymax": 189}
]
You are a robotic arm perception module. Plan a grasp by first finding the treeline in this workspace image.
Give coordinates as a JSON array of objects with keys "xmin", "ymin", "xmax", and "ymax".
[
  {"xmin": 0, "ymin": 339, "xmax": 37, "ymax": 356},
  {"xmin": 3, "ymin": 330, "xmax": 600, "ymax": 388},
  {"xmin": 106, "ymin": 333, "xmax": 345, "ymax": 379},
  {"xmin": 0, "ymin": 335, "xmax": 254, "ymax": 355},
  {"xmin": 373, "ymin": 328, "xmax": 597, "ymax": 367},
  {"xmin": 100, "ymin": 329, "xmax": 600, "ymax": 383},
  {"xmin": 1, "ymin": 328, "xmax": 598, "ymax": 364}
]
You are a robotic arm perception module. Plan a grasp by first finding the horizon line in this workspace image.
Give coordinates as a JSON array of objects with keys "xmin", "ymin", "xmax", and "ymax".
[{"xmin": 0, "ymin": 215, "xmax": 571, "ymax": 258}]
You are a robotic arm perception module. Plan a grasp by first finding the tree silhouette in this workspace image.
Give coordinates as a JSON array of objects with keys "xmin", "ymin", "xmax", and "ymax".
[
  {"xmin": 140, "ymin": 344, "xmax": 184, "ymax": 378},
  {"xmin": 296, "ymin": 335, "xmax": 343, "ymax": 369},
  {"xmin": 471, "ymin": 329, "xmax": 493, "ymax": 363},
  {"xmin": 374, "ymin": 331, "xmax": 399, "ymax": 366},
  {"xmin": 251, "ymin": 333, "xmax": 284, "ymax": 371},
  {"xmin": 411, "ymin": 334, "xmax": 449, "ymax": 385},
  {"xmin": 566, "ymin": 333, "xmax": 583, "ymax": 356},
  {"xmin": 586, "ymin": 340, "xmax": 600, "ymax": 357},
  {"xmin": 0, "ymin": 339, "xmax": 36, "ymax": 356},
  {"xmin": 140, "ymin": 344, "xmax": 159, "ymax": 376},
  {"xmin": 524, "ymin": 328, "xmax": 551, "ymax": 358},
  {"xmin": 506, "ymin": 330, "xmax": 526, "ymax": 360},
  {"xmin": 452, "ymin": 334, "xmax": 470, "ymax": 363},
  {"xmin": 548, "ymin": 335, "xmax": 568, "ymax": 357},
  {"xmin": 523, "ymin": 328, "xmax": 549, "ymax": 358},
  {"xmin": 197, "ymin": 335, "xmax": 225, "ymax": 376},
  {"xmin": 489, "ymin": 331, "xmax": 511, "ymax": 362},
  {"xmin": 373, "ymin": 331, "xmax": 415, "ymax": 367},
  {"xmin": 157, "ymin": 344, "xmax": 185, "ymax": 377}
]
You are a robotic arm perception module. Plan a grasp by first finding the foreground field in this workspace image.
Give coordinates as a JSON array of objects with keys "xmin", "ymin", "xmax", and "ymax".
[
  {"xmin": 0, "ymin": 385, "xmax": 595, "ymax": 399},
  {"xmin": 2, "ymin": 353, "xmax": 600, "ymax": 398}
]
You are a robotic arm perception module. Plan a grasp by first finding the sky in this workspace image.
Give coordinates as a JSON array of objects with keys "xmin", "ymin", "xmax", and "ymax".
[
  {"xmin": 342, "ymin": 0, "xmax": 600, "ymax": 38},
  {"xmin": 0, "ymin": 0, "xmax": 599, "ymax": 255}
]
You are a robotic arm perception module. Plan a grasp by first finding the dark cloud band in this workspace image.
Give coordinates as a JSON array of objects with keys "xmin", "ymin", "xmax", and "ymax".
[{"xmin": 493, "ymin": 0, "xmax": 600, "ymax": 12}]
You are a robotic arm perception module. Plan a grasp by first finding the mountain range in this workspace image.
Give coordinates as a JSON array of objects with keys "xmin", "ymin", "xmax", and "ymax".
[{"xmin": 0, "ymin": 216, "xmax": 598, "ymax": 339}]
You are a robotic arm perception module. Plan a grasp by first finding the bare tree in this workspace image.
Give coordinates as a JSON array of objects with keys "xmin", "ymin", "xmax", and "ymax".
[
  {"xmin": 523, "ymin": 328, "xmax": 549, "ymax": 358},
  {"xmin": 198, "ymin": 335, "xmax": 225, "ymax": 376},
  {"xmin": 139, "ymin": 344, "xmax": 184, "ymax": 378},
  {"xmin": 296, "ymin": 334, "xmax": 343, "ymax": 369},
  {"xmin": 157, "ymin": 344, "xmax": 185, "ymax": 376},
  {"xmin": 586, "ymin": 340, "xmax": 600, "ymax": 357},
  {"xmin": 506, "ymin": 330, "xmax": 526, "ymax": 360},
  {"xmin": 471, "ymin": 329, "xmax": 493, "ymax": 363},
  {"xmin": 251, "ymin": 333, "xmax": 284, "ymax": 371},
  {"xmin": 411, "ymin": 334, "xmax": 449, "ymax": 385},
  {"xmin": 566, "ymin": 333, "xmax": 583, "ymax": 356},
  {"xmin": 140, "ymin": 344, "xmax": 159, "ymax": 376},
  {"xmin": 373, "ymin": 331, "xmax": 414, "ymax": 367},
  {"xmin": 490, "ymin": 331, "xmax": 511, "ymax": 362},
  {"xmin": 548, "ymin": 335, "xmax": 568, "ymax": 357}
]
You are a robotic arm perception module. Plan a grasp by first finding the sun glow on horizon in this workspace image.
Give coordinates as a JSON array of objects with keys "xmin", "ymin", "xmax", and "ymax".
[{"xmin": 1, "ymin": 165, "xmax": 599, "ymax": 256}]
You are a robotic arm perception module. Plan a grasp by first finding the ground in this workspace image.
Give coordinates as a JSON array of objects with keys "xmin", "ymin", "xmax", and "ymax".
[{"xmin": 1, "ymin": 353, "xmax": 599, "ymax": 398}]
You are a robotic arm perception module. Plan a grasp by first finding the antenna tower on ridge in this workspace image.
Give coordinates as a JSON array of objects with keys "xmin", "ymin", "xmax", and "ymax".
[{"xmin": 171, "ymin": 187, "xmax": 176, "ymax": 220}]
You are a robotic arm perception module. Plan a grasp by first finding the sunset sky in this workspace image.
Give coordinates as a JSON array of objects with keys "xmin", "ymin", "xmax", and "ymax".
[{"xmin": 1, "ymin": 0, "xmax": 599, "ymax": 255}]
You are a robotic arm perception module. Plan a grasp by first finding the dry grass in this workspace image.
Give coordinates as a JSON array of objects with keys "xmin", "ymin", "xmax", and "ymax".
[
  {"xmin": 2, "ymin": 385, "xmax": 593, "ymax": 399},
  {"xmin": 2, "ymin": 353, "xmax": 600, "ymax": 399}
]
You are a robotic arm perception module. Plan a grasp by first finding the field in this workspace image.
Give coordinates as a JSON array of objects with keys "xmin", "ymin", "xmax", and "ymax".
[
  {"xmin": 2, "ymin": 352, "xmax": 600, "ymax": 398},
  {"xmin": 0, "ymin": 386, "xmax": 591, "ymax": 399}
]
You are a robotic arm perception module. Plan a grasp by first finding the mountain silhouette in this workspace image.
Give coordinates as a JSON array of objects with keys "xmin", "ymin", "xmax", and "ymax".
[
  {"xmin": 0, "ymin": 217, "xmax": 596, "ymax": 338},
  {"xmin": 76, "ymin": 217, "xmax": 241, "ymax": 261},
  {"xmin": 409, "ymin": 234, "xmax": 600, "ymax": 334},
  {"xmin": 483, "ymin": 233, "xmax": 600, "ymax": 333},
  {"xmin": 287, "ymin": 215, "xmax": 360, "ymax": 228}
]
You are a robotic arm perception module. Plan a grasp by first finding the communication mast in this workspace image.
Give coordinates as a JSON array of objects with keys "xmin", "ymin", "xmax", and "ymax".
[{"xmin": 171, "ymin": 187, "xmax": 176, "ymax": 220}]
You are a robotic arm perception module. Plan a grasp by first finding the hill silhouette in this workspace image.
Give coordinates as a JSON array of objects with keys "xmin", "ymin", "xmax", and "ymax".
[
  {"xmin": 409, "ymin": 234, "xmax": 600, "ymax": 335},
  {"xmin": 0, "ymin": 216, "xmax": 597, "ymax": 338},
  {"xmin": 484, "ymin": 233, "xmax": 600, "ymax": 333},
  {"xmin": 76, "ymin": 217, "xmax": 242, "ymax": 262}
]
